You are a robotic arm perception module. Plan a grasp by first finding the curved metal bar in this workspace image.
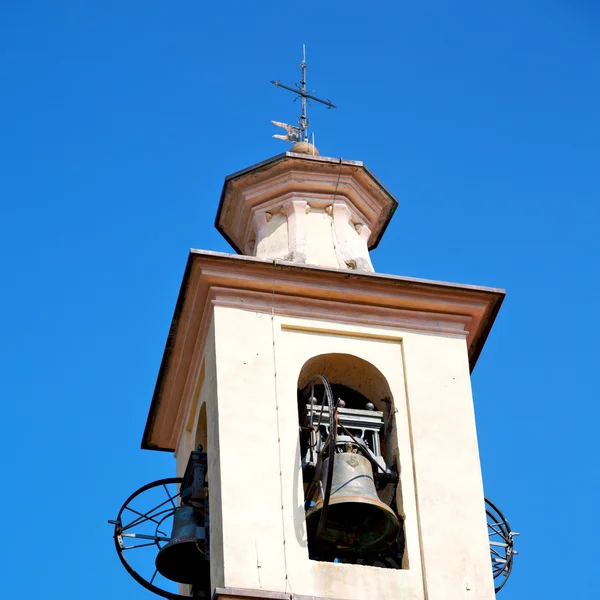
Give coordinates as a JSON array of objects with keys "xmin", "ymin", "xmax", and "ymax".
[
  {"xmin": 484, "ymin": 497, "xmax": 516, "ymax": 594},
  {"xmin": 110, "ymin": 477, "xmax": 193, "ymax": 600},
  {"xmin": 121, "ymin": 507, "xmax": 176, "ymax": 535},
  {"xmin": 485, "ymin": 497, "xmax": 512, "ymax": 534},
  {"xmin": 121, "ymin": 493, "xmax": 180, "ymax": 532},
  {"xmin": 308, "ymin": 375, "xmax": 336, "ymax": 540}
]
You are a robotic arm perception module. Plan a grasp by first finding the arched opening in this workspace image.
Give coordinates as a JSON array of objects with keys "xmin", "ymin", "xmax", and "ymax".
[
  {"xmin": 297, "ymin": 353, "xmax": 407, "ymax": 569},
  {"xmin": 194, "ymin": 402, "xmax": 207, "ymax": 451}
]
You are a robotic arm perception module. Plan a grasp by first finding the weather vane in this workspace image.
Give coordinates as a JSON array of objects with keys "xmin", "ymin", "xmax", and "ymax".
[{"xmin": 271, "ymin": 45, "xmax": 337, "ymax": 144}]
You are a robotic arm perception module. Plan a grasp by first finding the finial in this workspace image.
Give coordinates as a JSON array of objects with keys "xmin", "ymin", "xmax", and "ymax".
[{"xmin": 271, "ymin": 45, "xmax": 337, "ymax": 145}]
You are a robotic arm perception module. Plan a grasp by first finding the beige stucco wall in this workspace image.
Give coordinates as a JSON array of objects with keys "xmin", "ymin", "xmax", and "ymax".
[
  {"xmin": 303, "ymin": 208, "xmax": 340, "ymax": 268},
  {"xmin": 175, "ymin": 319, "xmax": 226, "ymax": 591},
  {"xmin": 249, "ymin": 201, "xmax": 374, "ymax": 272},
  {"xmin": 178, "ymin": 305, "xmax": 495, "ymax": 600},
  {"xmin": 403, "ymin": 332, "xmax": 495, "ymax": 599},
  {"xmin": 212, "ymin": 307, "xmax": 288, "ymax": 592}
]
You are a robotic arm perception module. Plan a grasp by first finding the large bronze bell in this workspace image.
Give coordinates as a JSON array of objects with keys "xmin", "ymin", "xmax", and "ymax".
[
  {"xmin": 306, "ymin": 452, "xmax": 400, "ymax": 557},
  {"xmin": 155, "ymin": 505, "xmax": 208, "ymax": 584}
]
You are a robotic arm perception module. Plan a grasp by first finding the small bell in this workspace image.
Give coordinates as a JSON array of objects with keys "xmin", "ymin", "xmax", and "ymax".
[{"xmin": 155, "ymin": 505, "xmax": 208, "ymax": 584}]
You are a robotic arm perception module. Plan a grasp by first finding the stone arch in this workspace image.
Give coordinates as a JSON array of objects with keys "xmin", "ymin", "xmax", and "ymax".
[
  {"xmin": 297, "ymin": 352, "xmax": 393, "ymax": 413},
  {"xmin": 296, "ymin": 352, "xmax": 407, "ymax": 568}
]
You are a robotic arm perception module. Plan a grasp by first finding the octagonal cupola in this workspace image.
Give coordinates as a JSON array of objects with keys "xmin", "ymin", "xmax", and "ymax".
[{"xmin": 215, "ymin": 143, "xmax": 398, "ymax": 272}]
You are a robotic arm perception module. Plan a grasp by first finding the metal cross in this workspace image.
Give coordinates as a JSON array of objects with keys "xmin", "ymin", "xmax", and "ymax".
[{"xmin": 271, "ymin": 45, "xmax": 337, "ymax": 143}]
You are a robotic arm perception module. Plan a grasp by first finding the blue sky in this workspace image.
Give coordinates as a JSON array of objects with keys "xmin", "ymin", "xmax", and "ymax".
[{"xmin": 1, "ymin": 1, "xmax": 599, "ymax": 598}]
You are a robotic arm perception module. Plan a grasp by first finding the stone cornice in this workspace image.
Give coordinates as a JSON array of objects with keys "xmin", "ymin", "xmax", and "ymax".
[{"xmin": 142, "ymin": 250, "xmax": 504, "ymax": 452}]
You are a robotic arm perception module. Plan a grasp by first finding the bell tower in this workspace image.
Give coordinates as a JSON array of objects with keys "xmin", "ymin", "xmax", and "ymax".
[
  {"xmin": 134, "ymin": 136, "xmax": 506, "ymax": 600},
  {"xmin": 108, "ymin": 46, "xmax": 515, "ymax": 600}
]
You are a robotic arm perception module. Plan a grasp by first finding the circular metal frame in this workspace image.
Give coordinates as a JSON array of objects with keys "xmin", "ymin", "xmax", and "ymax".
[
  {"xmin": 485, "ymin": 497, "xmax": 516, "ymax": 593},
  {"xmin": 110, "ymin": 477, "xmax": 192, "ymax": 600}
]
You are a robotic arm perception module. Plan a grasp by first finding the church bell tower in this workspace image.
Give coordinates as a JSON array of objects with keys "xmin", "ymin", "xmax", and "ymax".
[
  {"xmin": 109, "ymin": 52, "xmax": 514, "ymax": 600},
  {"xmin": 138, "ymin": 134, "xmax": 505, "ymax": 600}
]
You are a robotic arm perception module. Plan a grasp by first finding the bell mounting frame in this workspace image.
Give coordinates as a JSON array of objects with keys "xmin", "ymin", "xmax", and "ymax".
[
  {"xmin": 485, "ymin": 497, "xmax": 518, "ymax": 593},
  {"xmin": 109, "ymin": 448, "xmax": 211, "ymax": 599},
  {"xmin": 109, "ymin": 477, "xmax": 192, "ymax": 600},
  {"xmin": 300, "ymin": 374, "xmax": 402, "ymax": 561}
]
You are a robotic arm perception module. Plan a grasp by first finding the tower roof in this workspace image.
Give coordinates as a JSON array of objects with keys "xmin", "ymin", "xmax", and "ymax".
[{"xmin": 215, "ymin": 150, "xmax": 398, "ymax": 256}]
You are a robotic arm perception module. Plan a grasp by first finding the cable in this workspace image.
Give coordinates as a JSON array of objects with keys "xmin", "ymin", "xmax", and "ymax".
[
  {"xmin": 269, "ymin": 259, "xmax": 292, "ymax": 594},
  {"xmin": 306, "ymin": 374, "xmax": 337, "ymax": 540}
]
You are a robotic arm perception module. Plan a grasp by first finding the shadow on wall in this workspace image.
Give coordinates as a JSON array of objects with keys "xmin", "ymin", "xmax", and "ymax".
[{"xmin": 195, "ymin": 403, "xmax": 207, "ymax": 450}]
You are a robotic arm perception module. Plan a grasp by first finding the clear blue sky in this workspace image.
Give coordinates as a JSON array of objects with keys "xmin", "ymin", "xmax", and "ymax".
[{"xmin": 1, "ymin": 1, "xmax": 598, "ymax": 598}]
